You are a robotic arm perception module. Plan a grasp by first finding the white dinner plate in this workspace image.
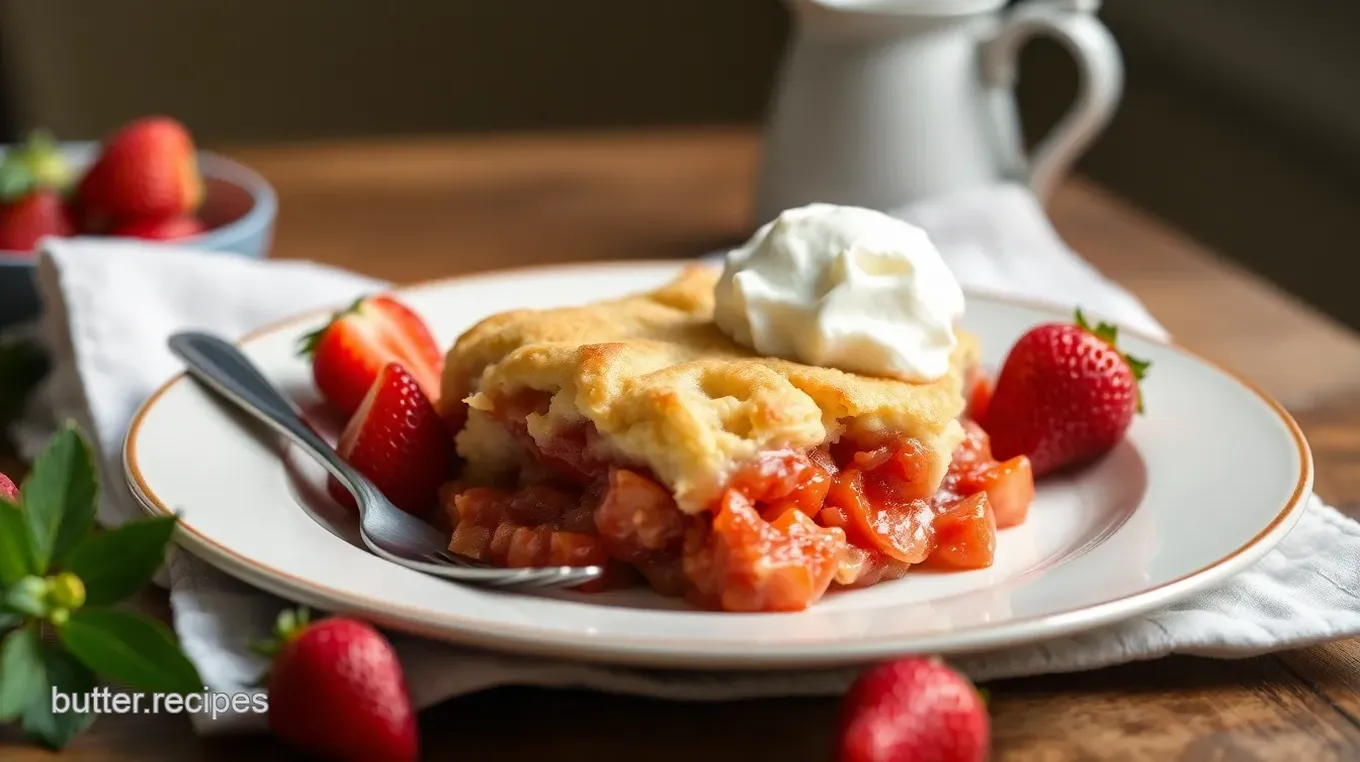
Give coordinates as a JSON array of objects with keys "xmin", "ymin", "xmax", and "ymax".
[{"xmin": 123, "ymin": 261, "xmax": 1313, "ymax": 669}]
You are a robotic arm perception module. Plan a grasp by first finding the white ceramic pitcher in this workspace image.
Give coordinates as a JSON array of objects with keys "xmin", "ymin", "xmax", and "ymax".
[{"xmin": 754, "ymin": 0, "xmax": 1122, "ymax": 223}]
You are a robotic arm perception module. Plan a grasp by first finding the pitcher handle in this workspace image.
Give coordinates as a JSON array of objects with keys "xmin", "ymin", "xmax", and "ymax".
[{"xmin": 982, "ymin": 0, "xmax": 1123, "ymax": 200}]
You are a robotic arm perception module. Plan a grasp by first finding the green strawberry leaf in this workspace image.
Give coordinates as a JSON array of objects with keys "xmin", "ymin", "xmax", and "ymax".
[
  {"xmin": 1073, "ymin": 307, "xmax": 1091, "ymax": 332},
  {"xmin": 1076, "ymin": 307, "xmax": 1152, "ymax": 414},
  {"xmin": 64, "ymin": 516, "xmax": 178, "ymax": 606},
  {"xmin": 1127, "ymin": 353, "xmax": 1152, "ymax": 413},
  {"xmin": 0, "ymin": 496, "xmax": 36, "ymax": 585},
  {"xmin": 58, "ymin": 609, "xmax": 202, "ymax": 695},
  {"xmin": 21, "ymin": 421, "xmax": 99, "ymax": 571},
  {"xmin": 296, "ymin": 325, "xmax": 326, "ymax": 358},
  {"xmin": 1073, "ymin": 307, "xmax": 1118, "ymax": 345},
  {"xmin": 248, "ymin": 607, "xmax": 314, "ymax": 687},
  {"xmin": 296, "ymin": 296, "xmax": 366, "ymax": 358},
  {"xmin": 21, "ymin": 639, "xmax": 96, "ymax": 750},
  {"xmin": 0, "ymin": 624, "xmax": 42, "ymax": 720},
  {"xmin": 249, "ymin": 607, "xmax": 311, "ymax": 660},
  {"xmin": 0, "ymin": 339, "xmax": 47, "ymax": 428},
  {"xmin": 1125, "ymin": 354, "xmax": 1151, "ymax": 381}
]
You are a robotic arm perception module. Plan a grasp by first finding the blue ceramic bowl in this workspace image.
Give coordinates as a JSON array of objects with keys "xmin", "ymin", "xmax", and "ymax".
[{"xmin": 0, "ymin": 142, "xmax": 278, "ymax": 328}]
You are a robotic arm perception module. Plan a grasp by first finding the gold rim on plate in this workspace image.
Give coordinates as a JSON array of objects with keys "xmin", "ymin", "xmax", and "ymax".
[{"xmin": 121, "ymin": 260, "xmax": 1315, "ymax": 666}]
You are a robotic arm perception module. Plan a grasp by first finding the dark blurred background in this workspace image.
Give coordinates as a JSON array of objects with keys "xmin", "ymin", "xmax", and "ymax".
[{"xmin": 0, "ymin": 0, "xmax": 1355, "ymax": 327}]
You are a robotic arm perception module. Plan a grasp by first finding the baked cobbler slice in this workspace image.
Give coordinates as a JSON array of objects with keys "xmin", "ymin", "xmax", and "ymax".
[{"xmin": 435, "ymin": 266, "xmax": 1029, "ymax": 611}]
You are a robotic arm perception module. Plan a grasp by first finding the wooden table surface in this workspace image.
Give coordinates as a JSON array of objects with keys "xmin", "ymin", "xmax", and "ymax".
[{"xmin": 4, "ymin": 128, "xmax": 1360, "ymax": 760}]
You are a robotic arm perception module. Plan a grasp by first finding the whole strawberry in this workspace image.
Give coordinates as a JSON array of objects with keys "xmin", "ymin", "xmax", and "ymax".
[
  {"xmin": 0, "ymin": 189, "xmax": 74, "ymax": 252},
  {"xmin": 0, "ymin": 470, "xmax": 16, "ymax": 501},
  {"xmin": 110, "ymin": 214, "xmax": 206, "ymax": 241},
  {"xmin": 301, "ymin": 294, "xmax": 444, "ymax": 417},
  {"xmin": 258, "ymin": 609, "xmax": 418, "ymax": 762},
  {"xmin": 76, "ymin": 116, "xmax": 202, "ymax": 229},
  {"xmin": 838, "ymin": 657, "xmax": 989, "ymax": 762},
  {"xmin": 985, "ymin": 309, "xmax": 1150, "ymax": 477}
]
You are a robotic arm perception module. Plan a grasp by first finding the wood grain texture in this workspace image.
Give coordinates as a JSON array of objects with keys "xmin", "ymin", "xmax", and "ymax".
[
  {"xmin": 1050, "ymin": 181, "xmax": 1360, "ymax": 411},
  {"xmin": 2, "ymin": 129, "xmax": 1359, "ymax": 760}
]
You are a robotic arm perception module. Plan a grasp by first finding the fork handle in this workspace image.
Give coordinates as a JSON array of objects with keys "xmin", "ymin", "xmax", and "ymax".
[
  {"xmin": 167, "ymin": 331, "xmax": 607, "ymax": 589},
  {"xmin": 167, "ymin": 331, "xmax": 382, "ymax": 508}
]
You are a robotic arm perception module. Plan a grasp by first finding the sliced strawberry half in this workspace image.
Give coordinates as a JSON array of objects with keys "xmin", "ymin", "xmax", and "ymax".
[
  {"xmin": 300, "ymin": 295, "xmax": 444, "ymax": 418},
  {"xmin": 327, "ymin": 363, "xmax": 456, "ymax": 517}
]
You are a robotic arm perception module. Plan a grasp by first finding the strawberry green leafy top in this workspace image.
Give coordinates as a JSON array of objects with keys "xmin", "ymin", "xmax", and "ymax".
[{"xmin": 1074, "ymin": 308, "xmax": 1151, "ymax": 413}]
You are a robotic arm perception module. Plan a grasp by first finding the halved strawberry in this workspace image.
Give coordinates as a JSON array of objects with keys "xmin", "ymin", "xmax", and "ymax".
[
  {"xmin": 300, "ymin": 295, "xmax": 443, "ymax": 417},
  {"xmin": 327, "ymin": 363, "xmax": 455, "ymax": 517}
]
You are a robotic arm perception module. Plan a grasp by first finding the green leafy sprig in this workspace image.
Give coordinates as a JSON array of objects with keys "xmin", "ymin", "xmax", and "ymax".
[{"xmin": 0, "ymin": 422, "xmax": 203, "ymax": 750}]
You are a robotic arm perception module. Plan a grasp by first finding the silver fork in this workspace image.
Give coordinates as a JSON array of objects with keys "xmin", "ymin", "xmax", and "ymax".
[{"xmin": 167, "ymin": 331, "xmax": 603, "ymax": 590}]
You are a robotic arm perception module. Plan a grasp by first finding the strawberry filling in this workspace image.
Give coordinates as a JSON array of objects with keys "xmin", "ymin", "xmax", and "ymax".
[
  {"xmin": 937, "ymin": 419, "xmax": 1034, "ymax": 529},
  {"xmin": 444, "ymin": 391, "xmax": 1033, "ymax": 611},
  {"xmin": 918, "ymin": 493, "xmax": 996, "ymax": 570},
  {"xmin": 683, "ymin": 490, "xmax": 846, "ymax": 613}
]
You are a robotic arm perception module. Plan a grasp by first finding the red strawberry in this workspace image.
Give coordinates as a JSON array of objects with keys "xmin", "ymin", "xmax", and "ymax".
[
  {"xmin": 110, "ymin": 214, "xmax": 206, "ymax": 241},
  {"xmin": 76, "ymin": 116, "xmax": 202, "ymax": 227},
  {"xmin": 0, "ymin": 189, "xmax": 74, "ymax": 252},
  {"xmin": 328, "ymin": 362, "xmax": 454, "ymax": 516},
  {"xmin": 258, "ymin": 609, "xmax": 418, "ymax": 762},
  {"xmin": 984, "ymin": 309, "xmax": 1150, "ymax": 477},
  {"xmin": 838, "ymin": 657, "xmax": 989, "ymax": 762},
  {"xmin": 0, "ymin": 471, "xmax": 16, "ymax": 502},
  {"xmin": 300, "ymin": 295, "xmax": 444, "ymax": 417}
]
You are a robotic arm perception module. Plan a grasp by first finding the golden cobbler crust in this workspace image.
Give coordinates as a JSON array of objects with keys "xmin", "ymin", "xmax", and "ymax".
[{"xmin": 440, "ymin": 266, "xmax": 980, "ymax": 512}]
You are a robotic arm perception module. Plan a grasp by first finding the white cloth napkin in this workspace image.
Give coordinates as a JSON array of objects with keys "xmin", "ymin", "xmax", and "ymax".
[{"xmin": 11, "ymin": 185, "xmax": 1360, "ymax": 735}]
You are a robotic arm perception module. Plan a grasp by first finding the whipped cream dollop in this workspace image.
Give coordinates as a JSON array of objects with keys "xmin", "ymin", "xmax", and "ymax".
[{"xmin": 713, "ymin": 203, "xmax": 965, "ymax": 382}]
